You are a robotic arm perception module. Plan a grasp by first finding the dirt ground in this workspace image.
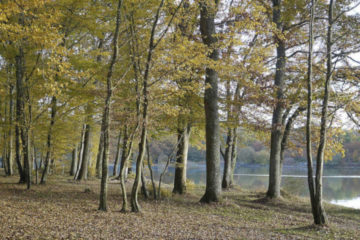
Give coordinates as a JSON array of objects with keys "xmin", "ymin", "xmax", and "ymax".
[{"xmin": 0, "ymin": 173, "xmax": 359, "ymax": 240}]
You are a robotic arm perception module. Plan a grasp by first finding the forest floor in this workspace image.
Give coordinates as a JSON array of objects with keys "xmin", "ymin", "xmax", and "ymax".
[{"xmin": 0, "ymin": 172, "xmax": 359, "ymax": 240}]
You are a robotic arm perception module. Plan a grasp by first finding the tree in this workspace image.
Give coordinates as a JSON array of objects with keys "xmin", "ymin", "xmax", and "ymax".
[
  {"xmin": 199, "ymin": 0, "xmax": 222, "ymax": 203},
  {"xmin": 98, "ymin": 0, "xmax": 123, "ymax": 211}
]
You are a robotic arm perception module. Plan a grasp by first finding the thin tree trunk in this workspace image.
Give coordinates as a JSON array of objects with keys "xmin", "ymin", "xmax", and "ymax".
[
  {"xmin": 113, "ymin": 130, "xmax": 122, "ymax": 177},
  {"xmin": 70, "ymin": 147, "xmax": 78, "ymax": 176},
  {"xmin": 77, "ymin": 123, "xmax": 91, "ymax": 180},
  {"xmin": 33, "ymin": 147, "xmax": 38, "ymax": 184},
  {"xmin": 312, "ymin": 0, "xmax": 333, "ymax": 225},
  {"xmin": 6, "ymin": 83, "xmax": 14, "ymax": 175},
  {"xmin": 173, "ymin": 124, "xmax": 191, "ymax": 194},
  {"xmin": 95, "ymin": 131, "xmax": 104, "ymax": 178},
  {"xmin": 267, "ymin": 0, "xmax": 286, "ymax": 199},
  {"xmin": 119, "ymin": 125, "xmax": 137, "ymax": 212},
  {"xmin": 280, "ymin": 107, "xmax": 305, "ymax": 175},
  {"xmin": 130, "ymin": 0, "xmax": 165, "ymax": 213},
  {"xmin": 146, "ymin": 141, "xmax": 157, "ymax": 199},
  {"xmin": 141, "ymin": 164, "xmax": 149, "ymax": 199},
  {"xmin": 199, "ymin": 0, "xmax": 221, "ymax": 203},
  {"xmin": 222, "ymin": 127, "xmax": 233, "ymax": 189},
  {"xmin": 74, "ymin": 124, "xmax": 85, "ymax": 180},
  {"xmin": 229, "ymin": 128, "xmax": 238, "ymax": 185},
  {"xmin": 2, "ymin": 99, "xmax": 8, "ymax": 174},
  {"xmin": 98, "ymin": 0, "xmax": 123, "ymax": 211},
  {"xmin": 40, "ymin": 96, "xmax": 57, "ymax": 184}
]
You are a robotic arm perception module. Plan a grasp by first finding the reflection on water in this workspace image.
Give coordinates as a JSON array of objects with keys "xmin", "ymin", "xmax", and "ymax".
[
  {"xmin": 331, "ymin": 197, "xmax": 360, "ymax": 209},
  {"xmin": 141, "ymin": 162, "xmax": 360, "ymax": 209}
]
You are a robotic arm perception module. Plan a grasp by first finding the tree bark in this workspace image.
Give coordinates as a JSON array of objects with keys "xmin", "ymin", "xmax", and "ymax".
[
  {"xmin": 113, "ymin": 130, "xmax": 122, "ymax": 177},
  {"xmin": 146, "ymin": 141, "xmax": 157, "ymax": 199},
  {"xmin": 98, "ymin": 0, "xmax": 123, "ymax": 211},
  {"xmin": 229, "ymin": 128, "xmax": 238, "ymax": 185},
  {"xmin": 267, "ymin": 0, "xmax": 286, "ymax": 199},
  {"xmin": 77, "ymin": 123, "xmax": 91, "ymax": 180},
  {"xmin": 306, "ymin": 0, "xmax": 318, "ymax": 225},
  {"xmin": 312, "ymin": 0, "xmax": 333, "ymax": 225},
  {"xmin": 95, "ymin": 131, "xmax": 104, "ymax": 178},
  {"xmin": 222, "ymin": 127, "xmax": 233, "ymax": 189},
  {"xmin": 141, "ymin": 164, "xmax": 149, "ymax": 199},
  {"xmin": 280, "ymin": 107, "xmax": 305, "ymax": 174},
  {"xmin": 173, "ymin": 124, "xmax": 191, "ymax": 194},
  {"xmin": 199, "ymin": 0, "xmax": 221, "ymax": 203},
  {"xmin": 40, "ymin": 96, "xmax": 57, "ymax": 184},
  {"xmin": 6, "ymin": 83, "xmax": 14, "ymax": 176},
  {"xmin": 15, "ymin": 43, "xmax": 30, "ymax": 188},
  {"xmin": 74, "ymin": 124, "xmax": 85, "ymax": 180},
  {"xmin": 70, "ymin": 147, "xmax": 78, "ymax": 176},
  {"xmin": 130, "ymin": 0, "xmax": 166, "ymax": 213}
]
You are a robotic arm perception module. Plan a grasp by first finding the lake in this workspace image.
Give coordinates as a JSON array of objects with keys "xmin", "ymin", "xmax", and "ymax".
[{"xmin": 134, "ymin": 162, "xmax": 360, "ymax": 209}]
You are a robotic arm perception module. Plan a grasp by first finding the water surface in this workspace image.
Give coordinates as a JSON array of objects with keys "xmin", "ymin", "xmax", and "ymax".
[{"xmin": 144, "ymin": 162, "xmax": 360, "ymax": 209}]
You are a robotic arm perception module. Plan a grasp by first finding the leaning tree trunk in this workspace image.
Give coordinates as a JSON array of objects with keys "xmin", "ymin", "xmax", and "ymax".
[
  {"xmin": 98, "ymin": 0, "xmax": 123, "ymax": 211},
  {"xmin": 199, "ymin": 0, "xmax": 222, "ymax": 203},
  {"xmin": 267, "ymin": 0, "xmax": 286, "ymax": 199},
  {"xmin": 130, "ymin": 0, "xmax": 167, "ymax": 213},
  {"xmin": 173, "ymin": 123, "xmax": 191, "ymax": 194},
  {"xmin": 40, "ymin": 96, "xmax": 57, "ymax": 184},
  {"xmin": 280, "ymin": 107, "xmax": 305, "ymax": 176}
]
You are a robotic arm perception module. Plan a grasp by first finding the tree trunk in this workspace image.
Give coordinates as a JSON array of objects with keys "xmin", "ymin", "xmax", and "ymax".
[
  {"xmin": 146, "ymin": 141, "xmax": 157, "ymax": 199},
  {"xmin": 15, "ymin": 44, "xmax": 30, "ymax": 188},
  {"xmin": 6, "ymin": 83, "xmax": 14, "ymax": 175},
  {"xmin": 74, "ymin": 124, "xmax": 85, "ymax": 180},
  {"xmin": 119, "ymin": 125, "xmax": 130, "ymax": 211},
  {"xmin": 173, "ymin": 124, "xmax": 191, "ymax": 194},
  {"xmin": 305, "ymin": 0, "xmax": 317, "ymax": 224},
  {"xmin": 98, "ymin": 0, "xmax": 123, "ymax": 211},
  {"xmin": 222, "ymin": 127, "xmax": 233, "ymax": 189},
  {"xmin": 113, "ymin": 130, "xmax": 122, "ymax": 177},
  {"xmin": 95, "ymin": 131, "xmax": 104, "ymax": 178},
  {"xmin": 130, "ymin": 0, "xmax": 166, "ymax": 213},
  {"xmin": 40, "ymin": 96, "xmax": 57, "ymax": 184},
  {"xmin": 267, "ymin": 0, "xmax": 286, "ymax": 199},
  {"xmin": 131, "ymin": 123, "xmax": 147, "ymax": 212},
  {"xmin": 141, "ymin": 164, "xmax": 149, "ymax": 199},
  {"xmin": 199, "ymin": 0, "xmax": 221, "ymax": 203},
  {"xmin": 77, "ymin": 123, "xmax": 91, "ymax": 180},
  {"xmin": 33, "ymin": 147, "xmax": 38, "ymax": 184},
  {"xmin": 312, "ymin": 0, "xmax": 333, "ymax": 225},
  {"xmin": 2, "ymin": 99, "xmax": 8, "ymax": 173},
  {"xmin": 70, "ymin": 147, "xmax": 78, "ymax": 176},
  {"xmin": 229, "ymin": 128, "xmax": 238, "ymax": 185},
  {"xmin": 280, "ymin": 107, "xmax": 305, "ymax": 175}
]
